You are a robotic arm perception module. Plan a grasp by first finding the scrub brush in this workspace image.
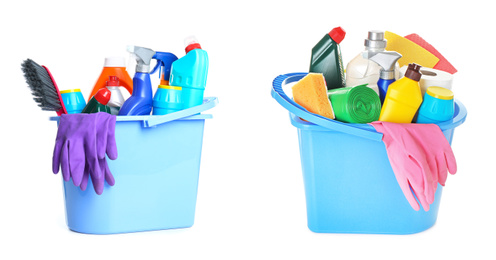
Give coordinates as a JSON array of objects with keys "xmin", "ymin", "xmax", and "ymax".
[{"xmin": 21, "ymin": 59, "xmax": 67, "ymax": 115}]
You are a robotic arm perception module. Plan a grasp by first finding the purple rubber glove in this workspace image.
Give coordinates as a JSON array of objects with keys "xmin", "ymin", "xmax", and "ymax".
[
  {"xmin": 52, "ymin": 112, "xmax": 117, "ymax": 195},
  {"xmin": 369, "ymin": 122, "xmax": 457, "ymax": 211}
]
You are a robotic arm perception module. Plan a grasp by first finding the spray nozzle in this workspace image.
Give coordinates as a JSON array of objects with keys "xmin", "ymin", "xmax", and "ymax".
[
  {"xmin": 150, "ymin": 52, "xmax": 179, "ymax": 84},
  {"xmin": 368, "ymin": 51, "xmax": 402, "ymax": 80},
  {"xmin": 127, "ymin": 45, "xmax": 156, "ymax": 73}
]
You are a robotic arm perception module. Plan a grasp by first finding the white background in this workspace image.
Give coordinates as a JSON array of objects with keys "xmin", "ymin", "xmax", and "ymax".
[{"xmin": 2, "ymin": 1, "xmax": 494, "ymax": 259}]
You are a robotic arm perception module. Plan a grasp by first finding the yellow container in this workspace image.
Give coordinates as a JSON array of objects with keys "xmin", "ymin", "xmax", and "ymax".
[{"xmin": 379, "ymin": 63, "xmax": 423, "ymax": 123}]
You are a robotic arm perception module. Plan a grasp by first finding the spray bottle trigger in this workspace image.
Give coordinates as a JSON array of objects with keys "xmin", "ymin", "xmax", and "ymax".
[{"xmin": 150, "ymin": 60, "xmax": 163, "ymax": 78}]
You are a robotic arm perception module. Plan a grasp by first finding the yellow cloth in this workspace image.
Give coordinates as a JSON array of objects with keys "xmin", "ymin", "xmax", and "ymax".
[{"xmin": 385, "ymin": 31, "xmax": 439, "ymax": 68}]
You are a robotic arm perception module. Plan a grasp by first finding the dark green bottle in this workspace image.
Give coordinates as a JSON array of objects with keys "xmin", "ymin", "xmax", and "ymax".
[
  {"xmin": 81, "ymin": 88, "xmax": 112, "ymax": 114},
  {"xmin": 309, "ymin": 27, "xmax": 346, "ymax": 90}
]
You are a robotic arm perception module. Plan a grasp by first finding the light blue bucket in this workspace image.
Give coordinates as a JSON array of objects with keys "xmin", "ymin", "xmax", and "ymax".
[
  {"xmin": 272, "ymin": 73, "xmax": 467, "ymax": 234},
  {"xmin": 51, "ymin": 97, "xmax": 218, "ymax": 234}
]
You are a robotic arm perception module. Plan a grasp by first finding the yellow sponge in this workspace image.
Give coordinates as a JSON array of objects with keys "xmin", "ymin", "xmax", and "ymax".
[
  {"xmin": 385, "ymin": 31, "xmax": 439, "ymax": 68},
  {"xmin": 292, "ymin": 73, "xmax": 335, "ymax": 119}
]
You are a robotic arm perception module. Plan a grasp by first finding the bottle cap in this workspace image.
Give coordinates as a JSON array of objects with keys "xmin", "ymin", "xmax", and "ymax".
[
  {"xmin": 106, "ymin": 76, "xmax": 120, "ymax": 87},
  {"xmin": 404, "ymin": 63, "xmax": 422, "ymax": 81},
  {"xmin": 426, "ymin": 86, "xmax": 454, "ymax": 100},
  {"xmin": 60, "ymin": 89, "xmax": 82, "ymax": 94},
  {"xmin": 364, "ymin": 30, "xmax": 387, "ymax": 49},
  {"xmin": 184, "ymin": 35, "xmax": 202, "ymax": 53},
  {"xmin": 328, "ymin": 27, "xmax": 346, "ymax": 44},
  {"xmin": 104, "ymin": 57, "xmax": 126, "ymax": 67},
  {"xmin": 94, "ymin": 88, "xmax": 111, "ymax": 105}
]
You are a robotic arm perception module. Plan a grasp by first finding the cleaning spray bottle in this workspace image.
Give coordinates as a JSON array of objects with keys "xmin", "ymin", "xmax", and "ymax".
[
  {"xmin": 150, "ymin": 52, "xmax": 181, "ymax": 115},
  {"xmin": 309, "ymin": 27, "xmax": 346, "ymax": 90},
  {"xmin": 118, "ymin": 46, "xmax": 156, "ymax": 116},
  {"xmin": 379, "ymin": 63, "xmax": 423, "ymax": 123},
  {"xmin": 89, "ymin": 57, "xmax": 133, "ymax": 100},
  {"xmin": 169, "ymin": 36, "xmax": 209, "ymax": 109},
  {"xmin": 150, "ymin": 52, "xmax": 178, "ymax": 86},
  {"xmin": 105, "ymin": 76, "xmax": 126, "ymax": 115},
  {"xmin": 81, "ymin": 88, "xmax": 112, "ymax": 114},
  {"xmin": 368, "ymin": 51, "xmax": 402, "ymax": 104},
  {"xmin": 346, "ymin": 30, "xmax": 399, "ymax": 95}
]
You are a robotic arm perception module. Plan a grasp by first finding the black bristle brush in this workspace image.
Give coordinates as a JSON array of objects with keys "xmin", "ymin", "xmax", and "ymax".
[{"xmin": 21, "ymin": 59, "xmax": 67, "ymax": 115}]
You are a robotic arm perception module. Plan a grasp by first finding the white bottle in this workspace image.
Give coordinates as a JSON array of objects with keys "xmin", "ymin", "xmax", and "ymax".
[
  {"xmin": 346, "ymin": 30, "xmax": 398, "ymax": 95},
  {"xmin": 105, "ymin": 76, "xmax": 126, "ymax": 115}
]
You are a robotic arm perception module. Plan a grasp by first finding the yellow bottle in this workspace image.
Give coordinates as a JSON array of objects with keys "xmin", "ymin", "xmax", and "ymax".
[{"xmin": 379, "ymin": 63, "xmax": 423, "ymax": 123}]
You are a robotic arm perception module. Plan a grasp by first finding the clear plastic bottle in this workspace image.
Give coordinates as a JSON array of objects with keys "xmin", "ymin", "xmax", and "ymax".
[{"xmin": 346, "ymin": 31, "xmax": 395, "ymax": 95}]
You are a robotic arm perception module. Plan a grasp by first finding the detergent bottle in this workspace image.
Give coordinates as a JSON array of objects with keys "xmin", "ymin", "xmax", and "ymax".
[
  {"xmin": 379, "ymin": 63, "xmax": 423, "ymax": 123},
  {"xmin": 169, "ymin": 36, "xmax": 209, "ymax": 109},
  {"xmin": 309, "ymin": 27, "xmax": 346, "ymax": 90},
  {"xmin": 81, "ymin": 88, "xmax": 112, "ymax": 114},
  {"xmin": 105, "ymin": 76, "xmax": 126, "ymax": 115},
  {"xmin": 346, "ymin": 31, "xmax": 399, "ymax": 95},
  {"xmin": 368, "ymin": 51, "xmax": 402, "ymax": 104},
  {"xmin": 118, "ymin": 46, "xmax": 156, "ymax": 116},
  {"xmin": 89, "ymin": 57, "xmax": 133, "ymax": 100}
]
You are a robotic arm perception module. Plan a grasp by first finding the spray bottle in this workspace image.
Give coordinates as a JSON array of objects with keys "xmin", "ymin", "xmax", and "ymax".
[
  {"xmin": 169, "ymin": 36, "xmax": 209, "ymax": 109},
  {"xmin": 346, "ymin": 31, "xmax": 399, "ymax": 95},
  {"xmin": 368, "ymin": 51, "xmax": 402, "ymax": 104},
  {"xmin": 118, "ymin": 46, "xmax": 156, "ymax": 116},
  {"xmin": 150, "ymin": 52, "xmax": 181, "ymax": 115},
  {"xmin": 150, "ymin": 52, "xmax": 178, "ymax": 86},
  {"xmin": 309, "ymin": 27, "xmax": 346, "ymax": 90}
]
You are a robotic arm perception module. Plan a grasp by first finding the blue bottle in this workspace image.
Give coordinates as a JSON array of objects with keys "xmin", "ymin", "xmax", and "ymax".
[
  {"xmin": 60, "ymin": 89, "xmax": 86, "ymax": 114},
  {"xmin": 118, "ymin": 46, "xmax": 156, "ymax": 116},
  {"xmin": 169, "ymin": 36, "xmax": 209, "ymax": 109}
]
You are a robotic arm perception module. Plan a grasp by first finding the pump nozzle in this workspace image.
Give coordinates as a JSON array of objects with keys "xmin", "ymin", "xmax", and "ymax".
[
  {"xmin": 369, "ymin": 51, "xmax": 402, "ymax": 80},
  {"xmin": 127, "ymin": 45, "xmax": 156, "ymax": 73}
]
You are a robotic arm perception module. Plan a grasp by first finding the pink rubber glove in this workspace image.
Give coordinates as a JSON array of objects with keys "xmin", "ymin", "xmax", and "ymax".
[{"xmin": 369, "ymin": 122, "xmax": 457, "ymax": 211}]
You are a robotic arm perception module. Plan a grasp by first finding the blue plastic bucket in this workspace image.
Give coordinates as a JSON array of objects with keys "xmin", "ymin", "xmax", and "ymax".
[
  {"xmin": 51, "ymin": 97, "xmax": 217, "ymax": 234},
  {"xmin": 272, "ymin": 73, "xmax": 467, "ymax": 234}
]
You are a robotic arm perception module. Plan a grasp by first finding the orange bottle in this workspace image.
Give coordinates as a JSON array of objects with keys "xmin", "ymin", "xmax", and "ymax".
[{"xmin": 88, "ymin": 57, "xmax": 133, "ymax": 99}]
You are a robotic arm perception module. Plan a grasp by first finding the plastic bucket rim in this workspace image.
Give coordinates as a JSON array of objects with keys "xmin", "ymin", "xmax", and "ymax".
[{"xmin": 290, "ymin": 99, "xmax": 466, "ymax": 133}]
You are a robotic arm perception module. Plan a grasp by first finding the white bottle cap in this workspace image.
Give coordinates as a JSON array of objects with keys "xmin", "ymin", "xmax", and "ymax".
[
  {"xmin": 104, "ymin": 57, "xmax": 126, "ymax": 67},
  {"xmin": 184, "ymin": 35, "xmax": 199, "ymax": 47}
]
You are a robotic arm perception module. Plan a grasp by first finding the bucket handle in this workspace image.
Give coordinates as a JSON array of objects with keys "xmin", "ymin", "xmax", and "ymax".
[
  {"xmin": 271, "ymin": 73, "xmax": 383, "ymax": 142},
  {"xmin": 142, "ymin": 97, "xmax": 218, "ymax": 127}
]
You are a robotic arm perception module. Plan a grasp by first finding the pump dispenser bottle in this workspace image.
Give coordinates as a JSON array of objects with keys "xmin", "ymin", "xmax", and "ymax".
[{"xmin": 346, "ymin": 31, "xmax": 398, "ymax": 95}]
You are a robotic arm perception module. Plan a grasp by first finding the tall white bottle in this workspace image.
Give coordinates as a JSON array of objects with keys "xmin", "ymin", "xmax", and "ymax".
[{"xmin": 346, "ymin": 30, "xmax": 397, "ymax": 95}]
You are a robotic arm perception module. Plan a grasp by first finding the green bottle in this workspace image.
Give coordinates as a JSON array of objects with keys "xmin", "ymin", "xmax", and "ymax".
[
  {"xmin": 309, "ymin": 27, "xmax": 346, "ymax": 90},
  {"xmin": 81, "ymin": 88, "xmax": 112, "ymax": 114}
]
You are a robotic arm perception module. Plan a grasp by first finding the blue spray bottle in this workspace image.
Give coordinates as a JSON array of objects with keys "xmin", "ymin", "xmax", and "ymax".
[
  {"xmin": 150, "ymin": 52, "xmax": 180, "ymax": 115},
  {"xmin": 369, "ymin": 51, "xmax": 402, "ymax": 104},
  {"xmin": 169, "ymin": 36, "xmax": 209, "ymax": 109},
  {"xmin": 118, "ymin": 46, "xmax": 156, "ymax": 116},
  {"xmin": 150, "ymin": 52, "xmax": 178, "ymax": 86}
]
